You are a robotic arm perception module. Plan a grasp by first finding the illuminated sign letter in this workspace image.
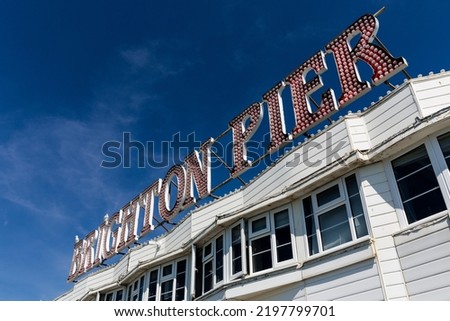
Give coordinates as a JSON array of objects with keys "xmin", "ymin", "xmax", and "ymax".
[
  {"xmin": 264, "ymin": 82, "xmax": 293, "ymax": 153},
  {"xmin": 67, "ymin": 237, "xmax": 85, "ymax": 281},
  {"xmin": 183, "ymin": 138, "xmax": 214, "ymax": 208},
  {"xmin": 83, "ymin": 230, "xmax": 97, "ymax": 271},
  {"xmin": 326, "ymin": 14, "xmax": 407, "ymax": 107},
  {"xmin": 94, "ymin": 215, "xmax": 109, "ymax": 266},
  {"xmin": 117, "ymin": 200, "xmax": 140, "ymax": 251},
  {"xmin": 101, "ymin": 212, "xmax": 121, "ymax": 260},
  {"xmin": 285, "ymin": 51, "xmax": 338, "ymax": 138},
  {"xmin": 139, "ymin": 179, "xmax": 162, "ymax": 236},
  {"xmin": 229, "ymin": 102, "xmax": 263, "ymax": 177},
  {"xmin": 159, "ymin": 165, "xmax": 187, "ymax": 221}
]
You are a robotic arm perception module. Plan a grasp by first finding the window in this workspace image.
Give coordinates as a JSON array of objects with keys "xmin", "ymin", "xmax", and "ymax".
[
  {"xmin": 99, "ymin": 288, "xmax": 124, "ymax": 301},
  {"xmin": 127, "ymin": 275, "xmax": 145, "ymax": 301},
  {"xmin": 175, "ymin": 260, "xmax": 187, "ymax": 301},
  {"xmin": 160, "ymin": 263, "xmax": 173, "ymax": 301},
  {"xmin": 438, "ymin": 131, "xmax": 450, "ymax": 169},
  {"xmin": 229, "ymin": 220, "xmax": 247, "ymax": 279},
  {"xmin": 248, "ymin": 207, "xmax": 295, "ymax": 273},
  {"xmin": 202, "ymin": 235, "xmax": 224, "ymax": 294},
  {"xmin": 147, "ymin": 269, "xmax": 159, "ymax": 301},
  {"xmin": 302, "ymin": 174, "xmax": 368, "ymax": 256},
  {"xmin": 392, "ymin": 144, "xmax": 446, "ymax": 224},
  {"xmin": 143, "ymin": 258, "xmax": 188, "ymax": 301}
]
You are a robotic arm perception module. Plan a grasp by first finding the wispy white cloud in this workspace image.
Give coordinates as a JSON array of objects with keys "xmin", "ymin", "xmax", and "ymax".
[
  {"xmin": 121, "ymin": 48, "xmax": 150, "ymax": 68},
  {"xmin": 119, "ymin": 42, "xmax": 193, "ymax": 79},
  {"xmin": 0, "ymin": 115, "xmax": 130, "ymax": 231}
]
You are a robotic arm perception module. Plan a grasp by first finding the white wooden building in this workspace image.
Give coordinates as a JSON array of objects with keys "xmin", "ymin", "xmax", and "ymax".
[{"xmin": 57, "ymin": 70, "xmax": 450, "ymax": 301}]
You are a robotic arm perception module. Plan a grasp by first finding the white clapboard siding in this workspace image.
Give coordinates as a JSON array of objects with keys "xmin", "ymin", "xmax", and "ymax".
[
  {"xmin": 364, "ymin": 86, "xmax": 419, "ymax": 147},
  {"xmin": 304, "ymin": 259, "xmax": 383, "ymax": 301},
  {"xmin": 394, "ymin": 215, "xmax": 450, "ymax": 300},
  {"xmin": 164, "ymin": 215, "xmax": 192, "ymax": 253},
  {"xmin": 411, "ymin": 72, "xmax": 450, "ymax": 117},
  {"xmin": 127, "ymin": 241, "xmax": 161, "ymax": 272},
  {"xmin": 61, "ymin": 267, "xmax": 117, "ymax": 301},
  {"xmin": 243, "ymin": 121, "xmax": 350, "ymax": 205},
  {"xmin": 358, "ymin": 162, "xmax": 408, "ymax": 299},
  {"xmin": 345, "ymin": 115, "xmax": 371, "ymax": 151},
  {"xmin": 272, "ymin": 243, "xmax": 382, "ymax": 301},
  {"xmin": 246, "ymin": 282, "xmax": 306, "ymax": 301},
  {"xmin": 359, "ymin": 163, "xmax": 399, "ymax": 238},
  {"xmin": 223, "ymin": 244, "xmax": 380, "ymax": 301},
  {"xmin": 191, "ymin": 191, "xmax": 243, "ymax": 238}
]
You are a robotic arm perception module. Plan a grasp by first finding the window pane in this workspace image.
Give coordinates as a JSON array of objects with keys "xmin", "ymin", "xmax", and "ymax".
[
  {"xmin": 303, "ymin": 197, "xmax": 319, "ymax": 255},
  {"xmin": 204, "ymin": 242, "xmax": 212, "ymax": 257},
  {"xmin": 105, "ymin": 293, "xmax": 113, "ymax": 301},
  {"xmin": 345, "ymin": 174, "xmax": 359, "ymax": 196},
  {"xmin": 274, "ymin": 210, "xmax": 289, "ymax": 227},
  {"xmin": 215, "ymin": 236, "xmax": 224, "ymax": 283},
  {"xmin": 396, "ymin": 167, "xmax": 441, "ymax": 201},
  {"xmin": 275, "ymin": 225, "xmax": 293, "ymax": 262},
  {"xmin": 317, "ymin": 184, "xmax": 340, "ymax": 207},
  {"xmin": 319, "ymin": 205, "xmax": 352, "ymax": 251},
  {"xmin": 274, "ymin": 210, "xmax": 293, "ymax": 262},
  {"xmin": 403, "ymin": 188, "xmax": 447, "ymax": 223},
  {"xmin": 353, "ymin": 212, "xmax": 368, "ymax": 238},
  {"xmin": 127, "ymin": 285, "xmax": 132, "ymax": 301},
  {"xmin": 175, "ymin": 288, "xmax": 185, "ymax": 301},
  {"xmin": 116, "ymin": 290, "xmax": 123, "ymax": 301},
  {"xmin": 392, "ymin": 145, "xmax": 432, "ymax": 178},
  {"xmin": 438, "ymin": 131, "xmax": 450, "ymax": 168},
  {"xmin": 392, "ymin": 145, "xmax": 446, "ymax": 224},
  {"xmin": 160, "ymin": 280, "xmax": 173, "ymax": 301},
  {"xmin": 231, "ymin": 225, "xmax": 242, "ymax": 275},
  {"xmin": 203, "ymin": 260, "xmax": 213, "ymax": 293},
  {"xmin": 345, "ymin": 175, "xmax": 368, "ymax": 238},
  {"xmin": 175, "ymin": 260, "xmax": 186, "ymax": 301},
  {"xmin": 251, "ymin": 235, "xmax": 272, "ymax": 272},
  {"xmin": 251, "ymin": 217, "xmax": 267, "ymax": 233},
  {"xmin": 232, "ymin": 253, "xmax": 242, "ymax": 274},
  {"xmin": 148, "ymin": 270, "xmax": 158, "ymax": 301},
  {"xmin": 162, "ymin": 264, "xmax": 172, "ymax": 277},
  {"xmin": 138, "ymin": 275, "xmax": 145, "ymax": 301}
]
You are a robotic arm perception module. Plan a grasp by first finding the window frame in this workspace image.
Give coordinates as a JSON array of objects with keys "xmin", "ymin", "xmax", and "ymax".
[
  {"xmin": 127, "ymin": 274, "xmax": 146, "ymax": 301},
  {"xmin": 386, "ymin": 133, "xmax": 450, "ymax": 229},
  {"xmin": 228, "ymin": 219, "xmax": 247, "ymax": 280},
  {"xmin": 201, "ymin": 233, "xmax": 225, "ymax": 295},
  {"xmin": 99, "ymin": 288, "xmax": 125, "ymax": 301},
  {"xmin": 133, "ymin": 257, "xmax": 189, "ymax": 302},
  {"xmin": 248, "ymin": 204, "xmax": 296, "ymax": 275},
  {"xmin": 301, "ymin": 173, "xmax": 369, "ymax": 257}
]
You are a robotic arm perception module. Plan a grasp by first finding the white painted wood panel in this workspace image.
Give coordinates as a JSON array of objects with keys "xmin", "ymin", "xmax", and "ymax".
[
  {"xmin": 247, "ymin": 283, "xmax": 306, "ymax": 301},
  {"xmin": 358, "ymin": 162, "xmax": 408, "ymax": 299},
  {"xmin": 305, "ymin": 259, "xmax": 383, "ymax": 301},
  {"xmin": 191, "ymin": 191, "xmax": 243, "ymax": 238},
  {"xmin": 394, "ymin": 216, "xmax": 450, "ymax": 299},
  {"xmin": 364, "ymin": 86, "xmax": 419, "ymax": 147},
  {"xmin": 243, "ymin": 121, "xmax": 351, "ymax": 205},
  {"xmin": 345, "ymin": 116, "xmax": 371, "ymax": 151},
  {"xmin": 409, "ymin": 286, "xmax": 450, "ymax": 301},
  {"xmin": 412, "ymin": 73, "xmax": 450, "ymax": 117},
  {"xmin": 165, "ymin": 216, "xmax": 191, "ymax": 253}
]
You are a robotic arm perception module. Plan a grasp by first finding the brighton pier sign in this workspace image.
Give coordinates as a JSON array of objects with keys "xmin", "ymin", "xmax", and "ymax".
[{"xmin": 68, "ymin": 13, "xmax": 407, "ymax": 282}]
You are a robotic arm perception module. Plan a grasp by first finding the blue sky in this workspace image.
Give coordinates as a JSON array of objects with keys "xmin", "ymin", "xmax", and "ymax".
[{"xmin": 0, "ymin": 0, "xmax": 449, "ymax": 300}]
